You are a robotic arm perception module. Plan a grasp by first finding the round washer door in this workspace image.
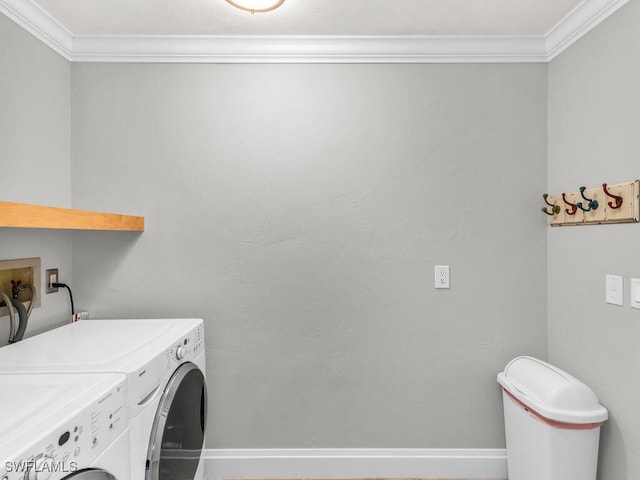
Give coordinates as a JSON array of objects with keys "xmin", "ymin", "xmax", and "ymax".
[
  {"xmin": 146, "ymin": 362, "xmax": 207, "ymax": 480},
  {"xmin": 62, "ymin": 469, "xmax": 116, "ymax": 480}
]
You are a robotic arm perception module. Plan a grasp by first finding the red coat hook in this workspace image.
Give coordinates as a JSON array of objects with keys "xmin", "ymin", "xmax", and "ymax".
[
  {"xmin": 562, "ymin": 193, "xmax": 577, "ymax": 215},
  {"xmin": 602, "ymin": 183, "xmax": 623, "ymax": 209}
]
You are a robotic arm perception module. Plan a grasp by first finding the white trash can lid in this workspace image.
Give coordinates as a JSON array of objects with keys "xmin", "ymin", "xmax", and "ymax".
[{"xmin": 497, "ymin": 356, "xmax": 608, "ymax": 424}]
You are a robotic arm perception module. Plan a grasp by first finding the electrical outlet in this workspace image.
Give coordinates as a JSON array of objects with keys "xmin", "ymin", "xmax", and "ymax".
[
  {"xmin": 46, "ymin": 268, "xmax": 59, "ymax": 294},
  {"xmin": 73, "ymin": 311, "xmax": 89, "ymax": 322},
  {"xmin": 435, "ymin": 265, "xmax": 450, "ymax": 289}
]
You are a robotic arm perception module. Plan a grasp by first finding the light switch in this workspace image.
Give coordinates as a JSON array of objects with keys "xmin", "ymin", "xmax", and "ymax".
[
  {"xmin": 606, "ymin": 274, "xmax": 624, "ymax": 306},
  {"xmin": 630, "ymin": 278, "xmax": 640, "ymax": 310}
]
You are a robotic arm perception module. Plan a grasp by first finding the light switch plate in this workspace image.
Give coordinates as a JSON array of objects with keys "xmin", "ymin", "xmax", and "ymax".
[
  {"xmin": 606, "ymin": 274, "xmax": 624, "ymax": 306},
  {"xmin": 630, "ymin": 278, "xmax": 640, "ymax": 309}
]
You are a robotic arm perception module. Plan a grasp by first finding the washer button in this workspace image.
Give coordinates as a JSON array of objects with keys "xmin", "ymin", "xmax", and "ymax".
[{"xmin": 58, "ymin": 430, "xmax": 71, "ymax": 446}]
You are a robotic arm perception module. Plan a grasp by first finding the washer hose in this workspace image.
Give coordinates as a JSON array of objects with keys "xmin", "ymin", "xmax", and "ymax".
[
  {"xmin": 19, "ymin": 282, "xmax": 36, "ymax": 337},
  {"xmin": 0, "ymin": 292, "xmax": 17, "ymax": 343},
  {"xmin": 8, "ymin": 298, "xmax": 28, "ymax": 343},
  {"xmin": 3, "ymin": 268, "xmax": 36, "ymax": 343}
]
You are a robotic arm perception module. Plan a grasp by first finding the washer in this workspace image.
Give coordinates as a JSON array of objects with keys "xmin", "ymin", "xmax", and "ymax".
[
  {"xmin": 0, "ymin": 319, "xmax": 206, "ymax": 480},
  {"xmin": 0, "ymin": 372, "xmax": 129, "ymax": 480}
]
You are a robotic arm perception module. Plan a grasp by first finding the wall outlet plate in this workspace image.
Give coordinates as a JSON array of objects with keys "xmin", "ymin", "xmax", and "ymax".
[
  {"xmin": 435, "ymin": 265, "xmax": 450, "ymax": 289},
  {"xmin": 46, "ymin": 268, "xmax": 59, "ymax": 294}
]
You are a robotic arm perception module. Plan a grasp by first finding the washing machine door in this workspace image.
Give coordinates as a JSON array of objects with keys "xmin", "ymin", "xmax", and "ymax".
[
  {"xmin": 63, "ymin": 469, "xmax": 116, "ymax": 480},
  {"xmin": 146, "ymin": 362, "xmax": 207, "ymax": 480}
]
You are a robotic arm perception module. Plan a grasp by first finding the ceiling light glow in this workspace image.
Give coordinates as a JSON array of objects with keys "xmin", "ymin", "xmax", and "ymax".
[{"xmin": 224, "ymin": 0, "xmax": 285, "ymax": 14}]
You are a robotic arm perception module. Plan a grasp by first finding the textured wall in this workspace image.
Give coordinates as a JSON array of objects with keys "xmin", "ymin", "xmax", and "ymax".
[
  {"xmin": 0, "ymin": 14, "xmax": 73, "ymax": 341},
  {"xmin": 71, "ymin": 63, "xmax": 547, "ymax": 448},
  {"xmin": 548, "ymin": 2, "xmax": 640, "ymax": 479}
]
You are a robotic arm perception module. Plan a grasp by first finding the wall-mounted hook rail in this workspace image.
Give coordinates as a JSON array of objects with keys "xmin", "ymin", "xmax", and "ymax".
[
  {"xmin": 602, "ymin": 183, "xmax": 623, "ymax": 209},
  {"xmin": 577, "ymin": 186, "xmax": 599, "ymax": 212},
  {"xmin": 542, "ymin": 194, "xmax": 560, "ymax": 216},
  {"xmin": 562, "ymin": 193, "xmax": 577, "ymax": 215},
  {"xmin": 543, "ymin": 180, "xmax": 638, "ymax": 226}
]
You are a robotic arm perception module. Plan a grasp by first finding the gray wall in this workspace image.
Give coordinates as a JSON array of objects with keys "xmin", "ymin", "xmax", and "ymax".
[
  {"xmin": 0, "ymin": 13, "xmax": 72, "ymax": 342},
  {"xmin": 70, "ymin": 63, "xmax": 548, "ymax": 448},
  {"xmin": 548, "ymin": 2, "xmax": 640, "ymax": 479}
]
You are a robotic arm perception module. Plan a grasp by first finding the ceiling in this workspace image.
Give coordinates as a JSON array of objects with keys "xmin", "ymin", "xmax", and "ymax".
[
  {"xmin": 32, "ymin": 0, "xmax": 583, "ymax": 36},
  {"xmin": 0, "ymin": 0, "xmax": 629, "ymax": 62}
]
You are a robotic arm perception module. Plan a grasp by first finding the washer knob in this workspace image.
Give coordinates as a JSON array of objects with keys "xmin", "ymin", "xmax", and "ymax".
[
  {"xmin": 26, "ymin": 455, "xmax": 55, "ymax": 480},
  {"xmin": 175, "ymin": 345, "xmax": 186, "ymax": 361}
]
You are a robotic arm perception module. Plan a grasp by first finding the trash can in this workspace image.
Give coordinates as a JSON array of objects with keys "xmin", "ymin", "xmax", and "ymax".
[{"xmin": 497, "ymin": 356, "xmax": 608, "ymax": 480}]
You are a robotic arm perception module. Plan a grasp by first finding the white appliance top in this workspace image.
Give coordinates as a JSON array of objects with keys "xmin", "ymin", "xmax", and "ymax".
[
  {"xmin": 0, "ymin": 373, "xmax": 124, "ymax": 437},
  {"xmin": 0, "ymin": 318, "xmax": 203, "ymax": 373},
  {"xmin": 0, "ymin": 372, "xmax": 128, "ymax": 473}
]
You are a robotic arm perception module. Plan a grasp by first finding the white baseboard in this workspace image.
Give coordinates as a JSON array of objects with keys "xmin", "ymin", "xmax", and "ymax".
[{"xmin": 204, "ymin": 448, "xmax": 507, "ymax": 479}]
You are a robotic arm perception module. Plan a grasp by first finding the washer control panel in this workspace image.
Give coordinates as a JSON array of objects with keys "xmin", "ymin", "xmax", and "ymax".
[
  {"xmin": 0, "ymin": 378, "xmax": 127, "ymax": 480},
  {"xmin": 166, "ymin": 324, "xmax": 204, "ymax": 369}
]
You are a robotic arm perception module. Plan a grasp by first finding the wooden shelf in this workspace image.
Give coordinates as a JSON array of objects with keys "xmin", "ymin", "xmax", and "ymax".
[{"xmin": 0, "ymin": 201, "xmax": 144, "ymax": 231}]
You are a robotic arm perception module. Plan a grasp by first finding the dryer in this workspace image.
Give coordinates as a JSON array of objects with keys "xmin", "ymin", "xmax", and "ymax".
[
  {"xmin": 0, "ymin": 372, "xmax": 129, "ymax": 480},
  {"xmin": 0, "ymin": 319, "xmax": 206, "ymax": 480}
]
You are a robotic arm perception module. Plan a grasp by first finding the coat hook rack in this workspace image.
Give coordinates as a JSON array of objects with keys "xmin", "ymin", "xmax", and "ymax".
[
  {"xmin": 542, "ymin": 180, "xmax": 639, "ymax": 226},
  {"xmin": 602, "ymin": 183, "xmax": 623, "ymax": 209}
]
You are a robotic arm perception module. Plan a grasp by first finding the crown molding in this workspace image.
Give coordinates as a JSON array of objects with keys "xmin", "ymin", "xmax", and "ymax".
[
  {"xmin": 0, "ymin": 0, "xmax": 629, "ymax": 63},
  {"xmin": 0, "ymin": 0, "xmax": 72, "ymax": 59},
  {"xmin": 545, "ymin": 0, "xmax": 629, "ymax": 60},
  {"xmin": 70, "ymin": 34, "xmax": 547, "ymax": 63}
]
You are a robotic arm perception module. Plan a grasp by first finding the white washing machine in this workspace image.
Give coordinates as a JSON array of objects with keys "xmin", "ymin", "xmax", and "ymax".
[
  {"xmin": 0, "ymin": 319, "xmax": 207, "ymax": 480},
  {"xmin": 0, "ymin": 372, "xmax": 129, "ymax": 480}
]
